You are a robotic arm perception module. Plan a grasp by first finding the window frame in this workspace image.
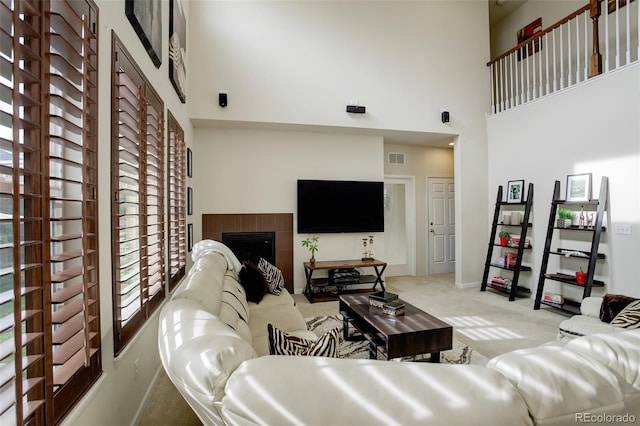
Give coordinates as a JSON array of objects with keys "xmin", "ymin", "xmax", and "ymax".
[
  {"xmin": 167, "ymin": 111, "xmax": 186, "ymax": 291},
  {"xmin": 110, "ymin": 32, "xmax": 165, "ymax": 355},
  {"xmin": 0, "ymin": 0, "xmax": 101, "ymax": 424}
]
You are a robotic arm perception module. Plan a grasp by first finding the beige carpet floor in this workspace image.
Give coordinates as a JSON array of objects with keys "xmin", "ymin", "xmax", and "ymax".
[{"xmin": 139, "ymin": 274, "xmax": 566, "ymax": 425}]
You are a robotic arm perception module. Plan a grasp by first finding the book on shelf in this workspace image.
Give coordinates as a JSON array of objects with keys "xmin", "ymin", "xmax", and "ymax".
[{"xmin": 543, "ymin": 292, "xmax": 563, "ymax": 304}]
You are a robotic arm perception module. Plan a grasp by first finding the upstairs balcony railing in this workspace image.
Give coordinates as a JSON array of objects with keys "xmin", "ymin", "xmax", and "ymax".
[{"xmin": 488, "ymin": 0, "xmax": 638, "ymax": 114}]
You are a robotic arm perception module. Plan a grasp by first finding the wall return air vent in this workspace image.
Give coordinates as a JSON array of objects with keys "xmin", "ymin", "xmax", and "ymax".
[{"xmin": 387, "ymin": 152, "xmax": 406, "ymax": 165}]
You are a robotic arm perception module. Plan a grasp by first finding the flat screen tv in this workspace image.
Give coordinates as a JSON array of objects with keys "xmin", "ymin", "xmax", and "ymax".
[{"xmin": 297, "ymin": 179, "xmax": 384, "ymax": 233}]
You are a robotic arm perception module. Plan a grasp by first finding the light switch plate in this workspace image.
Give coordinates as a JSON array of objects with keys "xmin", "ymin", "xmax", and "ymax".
[{"xmin": 614, "ymin": 223, "xmax": 632, "ymax": 235}]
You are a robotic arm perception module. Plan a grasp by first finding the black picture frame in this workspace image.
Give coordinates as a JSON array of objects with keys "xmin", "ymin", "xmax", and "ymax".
[
  {"xmin": 187, "ymin": 147, "xmax": 192, "ymax": 178},
  {"xmin": 566, "ymin": 173, "xmax": 592, "ymax": 202},
  {"xmin": 188, "ymin": 223, "xmax": 193, "ymax": 252},
  {"xmin": 169, "ymin": 0, "xmax": 187, "ymax": 103},
  {"xmin": 507, "ymin": 180, "xmax": 525, "ymax": 203},
  {"xmin": 125, "ymin": 0, "xmax": 162, "ymax": 68},
  {"xmin": 187, "ymin": 186, "xmax": 193, "ymax": 215}
]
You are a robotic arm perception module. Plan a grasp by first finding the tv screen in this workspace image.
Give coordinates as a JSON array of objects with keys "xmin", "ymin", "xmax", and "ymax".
[{"xmin": 297, "ymin": 179, "xmax": 384, "ymax": 233}]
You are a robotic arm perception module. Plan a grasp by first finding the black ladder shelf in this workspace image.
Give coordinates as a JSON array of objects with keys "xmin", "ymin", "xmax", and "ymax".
[
  {"xmin": 534, "ymin": 176, "xmax": 609, "ymax": 314},
  {"xmin": 481, "ymin": 182, "xmax": 534, "ymax": 301}
]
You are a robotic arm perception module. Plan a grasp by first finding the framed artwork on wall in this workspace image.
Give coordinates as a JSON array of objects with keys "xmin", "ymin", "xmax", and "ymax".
[
  {"xmin": 169, "ymin": 0, "xmax": 187, "ymax": 103},
  {"xmin": 517, "ymin": 17, "xmax": 542, "ymax": 61},
  {"xmin": 187, "ymin": 186, "xmax": 193, "ymax": 215},
  {"xmin": 125, "ymin": 0, "xmax": 162, "ymax": 68},
  {"xmin": 507, "ymin": 180, "xmax": 525, "ymax": 203},
  {"xmin": 187, "ymin": 147, "xmax": 192, "ymax": 177},
  {"xmin": 566, "ymin": 173, "xmax": 592, "ymax": 202},
  {"xmin": 188, "ymin": 223, "xmax": 193, "ymax": 252}
]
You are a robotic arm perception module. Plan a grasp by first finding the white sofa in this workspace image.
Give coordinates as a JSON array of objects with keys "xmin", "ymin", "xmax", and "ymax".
[
  {"xmin": 557, "ymin": 296, "xmax": 632, "ymax": 340},
  {"xmin": 158, "ymin": 241, "xmax": 640, "ymax": 426}
]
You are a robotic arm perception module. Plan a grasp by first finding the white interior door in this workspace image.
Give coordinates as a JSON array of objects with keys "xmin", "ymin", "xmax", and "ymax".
[
  {"xmin": 428, "ymin": 177, "xmax": 455, "ymax": 274},
  {"xmin": 383, "ymin": 176, "xmax": 416, "ymax": 276}
]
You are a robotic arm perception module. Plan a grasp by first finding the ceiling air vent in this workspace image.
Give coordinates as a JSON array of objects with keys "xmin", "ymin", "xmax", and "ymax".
[{"xmin": 387, "ymin": 152, "xmax": 405, "ymax": 165}]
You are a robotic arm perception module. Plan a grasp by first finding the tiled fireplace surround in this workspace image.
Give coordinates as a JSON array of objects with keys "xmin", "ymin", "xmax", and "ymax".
[{"xmin": 202, "ymin": 213, "xmax": 294, "ymax": 293}]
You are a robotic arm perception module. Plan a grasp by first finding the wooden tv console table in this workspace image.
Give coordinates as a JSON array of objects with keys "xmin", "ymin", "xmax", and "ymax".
[{"xmin": 303, "ymin": 258, "xmax": 387, "ymax": 303}]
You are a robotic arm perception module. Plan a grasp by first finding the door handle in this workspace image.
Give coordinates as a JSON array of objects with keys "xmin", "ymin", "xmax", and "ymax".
[{"xmin": 430, "ymin": 229, "xmax": 435, "ymax": 233}]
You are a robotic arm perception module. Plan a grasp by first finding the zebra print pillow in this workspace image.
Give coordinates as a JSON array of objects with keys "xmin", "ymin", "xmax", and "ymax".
[
  {"xmin": 610, "ymin": 300, "xmax": 640, "ymax": 329},
  {"xmin": 267, "ymin": 324, "xmax": 339, "ymax": 358},
  {"xmin": 258, "ymin": 257, "xmax": 284, "ymax": 295}
]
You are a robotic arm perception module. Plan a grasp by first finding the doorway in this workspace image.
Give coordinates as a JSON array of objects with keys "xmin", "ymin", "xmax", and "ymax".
[
  {"xmin": 427, "ymin": 177, "xmax": 455, "ymax": 274},
  {"xmin": 383, "ymin": 176, "xmax": 416, "ymax": 276}
]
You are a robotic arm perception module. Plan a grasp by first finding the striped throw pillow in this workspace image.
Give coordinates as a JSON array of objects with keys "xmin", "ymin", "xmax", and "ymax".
[
  {"xmin": 610, "ymin": 300, "xmax": 640, "ymax": 329},
  {"xmin": 267, "ymin": 324, "xmax": 339, "ymax": 358},
  {"xmin": 258, "ymin": 257, "xmax": 284, "ymax": 295}
]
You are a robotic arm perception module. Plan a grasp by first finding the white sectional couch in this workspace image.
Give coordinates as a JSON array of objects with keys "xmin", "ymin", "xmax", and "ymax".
[
  {"xmin": 558, "ymin": 296, "xmax": 637, "ymax": 340},
  {"xmin": 158, "ymin": 241, "xmax": 640, "ymax": 426}
]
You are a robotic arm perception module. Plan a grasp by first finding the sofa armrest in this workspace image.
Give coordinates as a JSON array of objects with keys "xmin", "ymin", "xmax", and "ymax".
[{"xmin": 580, "ymin": 296, "xmax": 603, "ymax": 318}]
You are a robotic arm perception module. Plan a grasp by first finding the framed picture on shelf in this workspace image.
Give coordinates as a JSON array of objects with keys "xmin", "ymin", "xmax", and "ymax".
[
  {"xmin": 507, "ymin": 180, "xmax": 525, "ymax": 203},
  {"xmin": 188, "ymin": 223, "xmax": 193, "ymax": 252},
  {"xmin": 566, "ymin": 173, "xmax": 592, "ymax": 202},
  {"xmin": 187, "ymin": 186, "xmax": 193, "ymax": 215}
]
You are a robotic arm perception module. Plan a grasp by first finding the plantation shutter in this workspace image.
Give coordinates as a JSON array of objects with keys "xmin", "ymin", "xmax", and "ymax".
[
  {"xmin": 112, "ymin": 36, "xmax": 165, "ymax": 354},
  {"xmin": 167, "ymin": 111, "xmax": 185, "ymax": 291},
  {"xmin": 0, "ymin": 0, "xmax": 47, "ymax": 424},
  {"xmin": 47, "ymin": 0, "xmax": 101, "ymax": 421},
  {"xmin": 0, "ymin": 0, "xmax": 101, "ymax": 424}
]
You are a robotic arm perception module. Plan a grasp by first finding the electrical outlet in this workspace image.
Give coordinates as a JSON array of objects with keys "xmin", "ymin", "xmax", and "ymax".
[
  {"xmin": 134, "ymin": 358, "xmax": 140, "ymax": 381},
  {"xmin": 614, "ymin": 223, "xmax": 632, "ymax": 235}
]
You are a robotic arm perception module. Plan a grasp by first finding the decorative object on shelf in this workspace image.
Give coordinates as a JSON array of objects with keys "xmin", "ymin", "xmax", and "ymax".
[
  {"xmin": 362, "ymin": 235, "xmax": 374, "ymax": 261},
  {"xmin": 578, "ymin": 206, "xmax": 585, "ymax": 229},
  {"xmin": 302, "ymin": 235, "xmax": 319, "ymax": 263},
  {"xmin": 498, "ymin": 231, "xmax": 510, "ymax": 246},
  {"xmin": 557, "ymin": 208, "xmax": 573, "ymax": 228},
  {"xmin": 566, "ymin": 173, "xmax": 592, "ymax": 202},
  {"xmin": 576, "ymin": 267, "xmax": 587, "ymax": 285},
  {"xmin": 502, "ymin": 213, "xmax": 511, "ymax": 224},
  {"xmin": 587, "ymin": 212, "xmax": 595, "ymax": 228},
  {"xmin": 511, "ymin": 211, "xmax": 522, "ymax": 224},
  {"xmin": 125, "ymin": 0, "xmax": 162, "ymax": 68},
  {"xmin": 507, "ymin": 180, "xmax": 525, "ymax": 203}
]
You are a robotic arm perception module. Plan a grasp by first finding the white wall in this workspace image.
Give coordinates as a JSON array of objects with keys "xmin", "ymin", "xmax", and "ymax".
[
  {"xmin": 63, "ymin": 0, "xmax": 194, "ymax": 425},
  {"xmin": 487, "ymin": 64, "xmax": 640, "ymax": 298},
  {"xmin": 188, "ymin": 0, "xmax": 492, "ymax": 286},
  {"xmin": 193, "ymin": 127, "xmax": 385, "ymax": 291},
  {"xmin": 384, "ymin": 143, "xmax": 455, "ymax": 275}
]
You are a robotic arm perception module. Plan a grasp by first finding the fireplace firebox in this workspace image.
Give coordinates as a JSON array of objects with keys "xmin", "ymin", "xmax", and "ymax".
[{"xmin": 222, "ymin": 232, "xmax": 276, "ymax": 266}]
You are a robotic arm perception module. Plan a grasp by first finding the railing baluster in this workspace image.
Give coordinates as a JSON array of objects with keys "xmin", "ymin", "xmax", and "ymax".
[
  {"xmin": 605, "ymin": 0, "xmax": 610, "ymax": 72},
  {"xmin": 553, "ymin": 30, "xmax": 558, "ymax": 92},
  {"xmin": 568, "ymin": 19, "xmax": 573, "ymax": 86},
  {"xmin": 584, "ymin": 12, "xmax": 589, "ymax": 80},
  {"xmin": 490, "ymin": 63, "xmax": 496, "ymax": 114},
  {"xmin": 545, "ymin": 33, "xmax": 550, "ymax": 95},
  {"xmin": 510, "ymin": 53, "xmax": 515, "ymax": 108},
  {"xmin": 539, "ymin": 34, "xmax": 544, "ymax": 96},
  {"xmin": 626, "ymin": 0, "xmax": 631, "ymax": 64},
  {"xmin": 616, "ymin": 0, "xmax": 620, "ymax": 68}
]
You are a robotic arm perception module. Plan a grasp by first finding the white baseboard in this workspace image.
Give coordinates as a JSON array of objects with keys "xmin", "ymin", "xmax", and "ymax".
[
  {"xmin": 455, "ymin": 280, "xmax": 481, "ymax": 289},
  {"xmin": 131, "ymin": 365, "xmax": 165, "ymax": 426}
]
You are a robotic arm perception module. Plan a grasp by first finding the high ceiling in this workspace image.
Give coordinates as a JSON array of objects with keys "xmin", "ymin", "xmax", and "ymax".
[{"xmin": 489, "ymin": 0, "xmax": 528, "ymax": 26}]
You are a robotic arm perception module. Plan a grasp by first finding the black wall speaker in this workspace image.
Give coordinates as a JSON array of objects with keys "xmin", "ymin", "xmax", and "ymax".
[
  {"xmin": 441, "ymin": 111, "xmax": 450, "ymax": 123},
  {"xmin": 219, "ymin": 93, "xmax": 228, "ymax": 107}
]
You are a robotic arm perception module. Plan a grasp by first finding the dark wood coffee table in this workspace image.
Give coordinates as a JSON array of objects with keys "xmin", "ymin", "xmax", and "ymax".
[{"xmin": 339, "ymin": 293, "xmax": 453, "ymax": 362}]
